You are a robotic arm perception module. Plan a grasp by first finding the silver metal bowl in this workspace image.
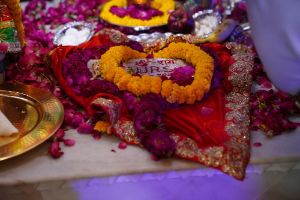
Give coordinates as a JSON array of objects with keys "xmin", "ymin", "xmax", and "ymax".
[{"xmin": 53, "ymin": 21, "xmax": 95, "ymax": 46}]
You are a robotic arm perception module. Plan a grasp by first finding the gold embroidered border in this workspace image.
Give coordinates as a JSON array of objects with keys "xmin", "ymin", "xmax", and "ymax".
[
  {"xmin": 99, "ymin": 41, "xmax": 254, "ymax": 179},
  {"xmin": 92, "ymin": 97, "xmax": 122, "ymax": 125},
  {"xmin": 0, "ymin": 20, "xmax": 15, "ymax": 29},
  {"xmin": 170, "ymin": 43, "xmax": 254, "ymax": 179}
]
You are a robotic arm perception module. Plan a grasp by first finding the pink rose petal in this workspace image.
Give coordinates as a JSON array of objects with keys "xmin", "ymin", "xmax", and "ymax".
[
  {"xmin": 48, "ymin": 141, "xmax": 64, "ymax": 159},
  {"xmin": 63, "ymin": 139, "xmax": 76, "ymax": 146},
  {"xmin": 54, "ymin": 129, "xmax": 65, "ymax": 140},
  {"xmin": 118, "ymin": 142, "xmax": 127, "ymax": 150},
  {"xmin": 77, "ymin": 122, "xmax": 94, "ymax": 134},
  {"xmin": 150, "ymin": 155, "xmax": 160, "ymax": 161},
  {"xmin": 93, "ymin": 132, "xmax": 102, "ymax": 140},
  {"xmin": 253, "ymin": 142, "xmax": 262, "ymax": 147}
]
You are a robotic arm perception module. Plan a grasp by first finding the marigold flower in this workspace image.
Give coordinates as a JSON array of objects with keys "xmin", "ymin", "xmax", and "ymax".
[
  {"xmin": 94, "ymin": 121, "xmax": 111, "ymax": 134},
  {"xmin": 98, "ymin": 42, "xmax": 214, "ymax": 104},
  {"xmin": 100, "ymin": 0, "xmax": 175, "ymax": 27}
]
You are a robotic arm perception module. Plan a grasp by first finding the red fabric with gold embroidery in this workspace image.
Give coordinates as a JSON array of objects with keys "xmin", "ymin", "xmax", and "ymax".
[{"xmin": 50, "ymin": 31, "xmax": 253, "ymax": 180}]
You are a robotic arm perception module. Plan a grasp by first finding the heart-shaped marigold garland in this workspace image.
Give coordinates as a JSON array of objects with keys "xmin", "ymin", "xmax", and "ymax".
[{"xmin": 98, "ymin": 42, "xmax": 214, "ymax": 104}]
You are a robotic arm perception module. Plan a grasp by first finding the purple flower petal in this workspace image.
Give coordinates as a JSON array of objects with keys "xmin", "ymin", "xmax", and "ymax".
[
  {"xmin": 170, "ymin": 66, "xmax": 195, "ymax": 86},
  {"xmin": 48, "ymin": 141, "xmax": 64, "ymax": 159},
  {"xmin": 77, "ymin": 122, "xmax": 94, "ymax": 134},
  {"xmin": 118, "ymin": 142, "xmax": 127, "ymax": 149},
  {"xmin": 110, "ymin": 6, "xmax": 128, "ymax": 18},
  {"xmin": 63, "ymin": 139, "xmax": 76, "ymax": 146}
]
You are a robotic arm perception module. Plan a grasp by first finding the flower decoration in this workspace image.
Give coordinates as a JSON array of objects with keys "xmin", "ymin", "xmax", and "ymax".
[
  {"xmin": 123, "ymin": 93, "xmax": 176, "ymax": 158},
  {"xmin": 100, "ymin": 0, "xmax": 175, "ymax": 27},
  {"xmin": 98, "ymin": 42, "xmax": 214, "ymax": 104},
  {"xmin": 110, "ymin": 4, "xmax": 163, "ymax": 20},
  {"xmin": 170, "ymin": 66, "xmax": 195, "ymax": 86},
  {"xmin": 250, "ymin": 64, "xmax": 300, "ymax": 137}
]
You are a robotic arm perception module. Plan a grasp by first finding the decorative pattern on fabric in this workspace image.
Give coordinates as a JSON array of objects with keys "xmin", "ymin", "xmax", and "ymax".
[
  {"xmin": 0, "ymin": 4, "xmax": 21, "ymax": 53},
  {"xmin": 113, "ymin": 120, "xmax": 140, "ymax": 144},
  {"xmin": 109, "ymin": 43, "xmax": 254, "ymax": 180},
  {"xmin": 168, "ymin": 43, "xmax": 253, "ymax": 179},
  {"xmin": 92, "ymin": 97, "xmax": 122, "ymax": 125}
]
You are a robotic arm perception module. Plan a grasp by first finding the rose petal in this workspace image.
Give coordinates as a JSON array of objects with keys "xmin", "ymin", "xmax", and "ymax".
[
  {"xmin": 92, "ymin": 130, "xmax": 102, "ymax": 140},
  {"xmin": 63, "ymin": 139, "xmax": 76, "ymax": 146},
  {"xmin": 150, "ymin": 155, "xmax": 160, "ymax": 161},
  {"xmin": 253, "ymin": 142, "xmax": 262, "ymax": 147},
  {"xmin": 54, "ymin": 129, "xmax": 65, "ymax": 140},
  {"xmin": 118, "ymin": 142, "xmax": 127, "ymax": 150},
  {"xmin": 48, "ymin": 141, "xmax": 64, "ymax": 159},
  {"xmin": 77, "ymin": 122, "xmax": 94, "ymax": 134}
]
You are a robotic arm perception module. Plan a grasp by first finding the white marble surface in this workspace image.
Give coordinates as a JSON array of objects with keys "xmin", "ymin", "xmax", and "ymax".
[{"xmin": 0, "ymin": 127, "xmax": 299, "ymax": 186}]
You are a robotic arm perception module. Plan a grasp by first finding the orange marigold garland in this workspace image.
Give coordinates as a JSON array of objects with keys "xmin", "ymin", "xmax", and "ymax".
[{"xmin": 98, "ymin": 42, "xmax": 214, "ymax": 104}]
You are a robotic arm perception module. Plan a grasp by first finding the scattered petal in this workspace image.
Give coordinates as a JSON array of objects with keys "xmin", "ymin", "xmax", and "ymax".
[
  {"xmin": 77, "ymin": 122, "xmax": 94, "ymax": 134},
  {"xmin": 63, "ymin": 139, "xmax": 76, "ymax": 146},
  {"xmin": 253, "ymin": 142, "xmax": 262, "ymax": 147},
  {"xmin": 54, "ymin": 129, "xmax": 65, "ymax": 140},
  {"xmin": 151, "ymin": 155, "xmax": 160, "ymax": 161},
  {"xmin": 48, "ymin": 141, "xmax": 64, "ymax": 159},
  {"xmin": 118, "ymin": 142, "xmax": 127, "ymax": 150}
]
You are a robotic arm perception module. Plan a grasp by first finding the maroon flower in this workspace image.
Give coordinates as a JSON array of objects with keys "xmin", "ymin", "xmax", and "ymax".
[
  {"xmin": 77, "ymin": 122, "xmax": 94, "ymax": 134},
  {"xmin": 48, "ymin": 141, "xmax": 64, "ymax": 159},
  {"xmin": 141, "ymin": 129, "xmax": 176, "ymax": 158},
  {"xmin": 110, "ymin": 6, "xmax": 128, "ymax": 18},
  {"xmin": 134, "ymin": 109, "xmax": 162, "ymax": 132},
  {"xmin": 170, "ymin": 66, "xmax": 195, "ymax": 86},
  {"xmin": 63, "ymin": 139, "xmax": 76, "ymax": 146}
]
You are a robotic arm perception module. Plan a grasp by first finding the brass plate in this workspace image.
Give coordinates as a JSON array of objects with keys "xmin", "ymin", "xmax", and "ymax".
[{"xmin": 0, "ymin": 84, "xmax": 64, "ymax": 161}]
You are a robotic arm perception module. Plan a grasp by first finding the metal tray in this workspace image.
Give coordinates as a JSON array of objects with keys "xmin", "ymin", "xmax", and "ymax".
[{"xmin": 0, "ymin": 84, "xmax": 64, "ymax": 161}]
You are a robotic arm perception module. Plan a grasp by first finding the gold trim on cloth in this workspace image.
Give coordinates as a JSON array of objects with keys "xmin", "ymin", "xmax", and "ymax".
[
  {"xmin": 0, "ymin": 20, "xmax": 14, "ymax": 29},
  {"xmin": 93, "ymin": 39, "xmax": 254, "ymax": 179},
  {"xmin": 171, "ymin": 43, "xmax": 254, "ymax": 179}
]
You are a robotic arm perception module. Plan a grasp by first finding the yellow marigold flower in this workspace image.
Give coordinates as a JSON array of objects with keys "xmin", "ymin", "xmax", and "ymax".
[
  {"xmin": 98, "ymin": 43, "xmax": 214, "ymax": 104},
  {"xmin": 151, "ymin": 76, "xmax": 162, "ymax": 94},
  {"xmin": 128, "ymin": 76, "xmax": 143, "ymax": 96},
  {"xmin": 117, "ymin": 74, "xmax": 132, "ymax": 90},
  {"xmin": 161, "ymin": 80, "xmax": 173, "ymax": 98},
  {"xmin": 195, "ymin": 89, "xmax": 204, "ymax": 101},
  {"xmin": 103, "ymin": 67, "xmax": 118, "ymax": 81},
  {"xmin": 178, "ymin": 86, "xmax": 187, "ymax": 104},
  {"xmin": 113, "ymin": 68, "xmax": 127, "ymax": 83},
  {"xmin": 141, "ymin": 75, "xmax": 153, "ymax": 94},
  {"xmin": 100, "ymin": 0, "xmax": 175, "ymax": 27},
  {"xmin": 94, "ymin": 121, "xmax": 111, "ymax": 134},
  {"xmin": 167, "ymin": 83, "xmax": 180, "ymax": 103}
]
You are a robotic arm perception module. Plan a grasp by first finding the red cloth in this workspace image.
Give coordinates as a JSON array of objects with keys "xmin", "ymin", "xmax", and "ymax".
[
  {"xmin": 50, "ymin": 33, "xmax": 252, "ymax": 180},
  {"xmin": 50, "ymin": 34, "xmax": 114, "ymax": 110},
  {"xmin": 164, "ymin": 89, "xmax": 229, "ymax": 148}
]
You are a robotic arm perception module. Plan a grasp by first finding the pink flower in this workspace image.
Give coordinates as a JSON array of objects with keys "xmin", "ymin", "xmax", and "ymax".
[
  {"xmin": 77, "ymin": 122, "xmax": 94, "ymax": 134},
  {"xmin": 170, "ymin": 66, "xmax": 195, "ymax": 86},
  {"xmin": 141, "ymin": 129, "xmax": 176, "ymax": 158},
  {"xmin": 93, "ymin": 130, "xmax": 102, "ymax": 140},
  {"xmin": 118, "ymin": 142, "xmax": 127, "ymax": 149},
  {"xmin": 48, "ymin": 141, "xmax": 64, "ymax": 159},
  {"xmin": 110, "ymin": 6, "xmax": 128, "ymax": 18},
  {"xmin": 63, "ymin": 139, "xmax": 76, "ymax": 146},
  {"xmin": 0, "ymin": 43, "xmax": 8, "ymax": 52},
  {"xmin": 54, "ymin": 129, "xmax": 65, "ymax": 140}
]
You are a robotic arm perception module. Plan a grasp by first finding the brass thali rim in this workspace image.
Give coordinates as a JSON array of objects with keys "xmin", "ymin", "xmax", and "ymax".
[{"xmin": 0, "ymin": 83, "xmax": 64, "ymax": 161}]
